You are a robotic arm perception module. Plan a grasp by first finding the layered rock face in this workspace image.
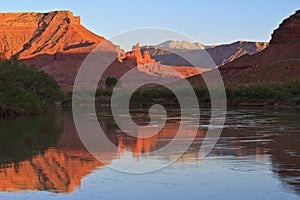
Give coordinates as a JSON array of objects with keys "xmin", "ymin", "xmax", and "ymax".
[
  {"xmin": 0, "ymin": 11, "xmax": 119, "ymax": 89},
  {"xmin": 0, "ymin": 11, "xmax": 104, "ymax": 59},
  {"xmin": 208, "ymin": 41, "xmax": 268, "ymax": 66}
]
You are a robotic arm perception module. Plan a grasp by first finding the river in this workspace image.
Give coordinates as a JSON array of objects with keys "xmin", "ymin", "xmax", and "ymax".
[{"xmin": 0, "ymin": 107, "xmax": 299, "ymax": 199}]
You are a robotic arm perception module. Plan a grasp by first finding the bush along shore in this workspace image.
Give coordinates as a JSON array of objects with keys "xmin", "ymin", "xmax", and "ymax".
[
  {"xmin": 89, "ymin": 78, "xmax": 300, "ymax": 108},
  {"xmin": 225, "ymin": 80, "xmax": 300, "ymax": 107},
  {"xmin": 0, "ymin": 58, "xmax": 63, "ymax": 118},
  {"xmin": 3, "ymin": 59, "xmax": 299, "ymax": 118}
]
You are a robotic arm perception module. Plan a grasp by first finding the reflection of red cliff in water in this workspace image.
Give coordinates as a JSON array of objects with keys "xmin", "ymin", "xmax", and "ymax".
[
  {"xmin": 117, "ymin": 123, "xmax": 206, "ymax": 158},
  {"xmin": 0, "ymin": 148, "xmax": 103, "ymax": 193},
  {"xmin": 0, "ymin": 114, "xmax": 206, "ymax": 193},
  {"xmin": 0, "ymin": 114, "xmax": 105, "ymax": 193},
  {"xmin": 0, "ymin": 114, "xmax": 101, "ymax": 192}
]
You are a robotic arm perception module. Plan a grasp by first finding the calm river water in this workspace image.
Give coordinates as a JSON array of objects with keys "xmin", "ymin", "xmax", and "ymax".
[{"xmin": 0, "ymin": 107, "xmax": 299, "ymax": 200}]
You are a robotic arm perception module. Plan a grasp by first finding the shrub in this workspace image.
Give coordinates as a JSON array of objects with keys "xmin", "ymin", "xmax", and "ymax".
[
  {"xmin": 105, "ymin": 77, "xmax": 120, "ymax": 88},
  {"xmin": 0, "ymin": 58, "xmax": 63, "ymax": 117}
]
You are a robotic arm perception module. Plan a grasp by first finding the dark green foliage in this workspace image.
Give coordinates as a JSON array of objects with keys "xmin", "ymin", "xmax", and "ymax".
[
  {"xmin": 226, "ymin": 80, "xmax": 300, "ymax": 106},
  {"xmin": 0, "ymin": 58, "xmax": 63, "ymax": 117},
  {"xmin": 129, "ymin": 87, "xmax": 180, "ymax": 107},
  {"xmin": 96, "ymin": 88, "xmax": 113, "ymax": 97},
  {"xmin": 95, "ymin": 79, "xmax": 300, "ymax": 107},
  {"xmin": 105, "ymin": 77, "xmax": 119, "ymax": 88}
]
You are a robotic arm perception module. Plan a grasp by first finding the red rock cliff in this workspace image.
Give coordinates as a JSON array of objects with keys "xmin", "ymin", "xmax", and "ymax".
[
  {"xmin": 270, "ymin": 10, "xmax": 300, "ymax": 45},
  {"xmin": 0, "ymin": 11, "xmax": 207, "ymax": 89},
  {"xmin": 0, "ymin": 11, "xmax": 104, "ymax": 59},
  {"xmin": 118, "ymin": 43, "xmax": 156, "ymax": 67},
  {"xmin": 0, "ymin": 11, "xmax": 121, "ymax": 89}
]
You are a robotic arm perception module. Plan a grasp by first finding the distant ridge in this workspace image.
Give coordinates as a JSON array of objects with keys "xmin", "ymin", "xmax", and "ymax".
[
  {"xmin": 187, "ymin": 10, "xmax": 300, "ymax": 85},
  {"xmin": 142, "ymin": 40, "xmax": 268, "ymax": 67}
]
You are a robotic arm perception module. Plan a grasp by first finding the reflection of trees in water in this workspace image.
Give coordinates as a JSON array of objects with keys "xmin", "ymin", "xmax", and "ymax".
[{"xmin": 0, "ymin": 115, "xmax": 62, "ymax": 166}]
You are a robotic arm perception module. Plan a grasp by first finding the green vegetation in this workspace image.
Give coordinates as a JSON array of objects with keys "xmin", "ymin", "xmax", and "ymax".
[
  {"xmin": 105, "ymin": 76, "xmax": 120, "ymax": 88},
  {"xmin": 94, "ymin": 79, "xmax": 300, "ymax": 107},
  {"xmin": 226, "ymin": 80, "xmax": 300, "ymax": 106},
  {"xmin": 0, "ymin": 58, "xmax": 63, "ymax": 118}
]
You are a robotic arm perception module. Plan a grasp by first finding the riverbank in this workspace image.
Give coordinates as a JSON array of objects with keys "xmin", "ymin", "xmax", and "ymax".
[{"xmin": 86, "ymin": 79, "xmax": 300, "ymax": 108}]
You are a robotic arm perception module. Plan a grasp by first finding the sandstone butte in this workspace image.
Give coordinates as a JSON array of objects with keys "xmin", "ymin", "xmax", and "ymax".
[
  {"xmin": 0, "ymin": 11, "xmax": 204, "ymax": 90},
  {"xmin": 188, "ymin": 10, "xmax": 300, "ymax": 86}
]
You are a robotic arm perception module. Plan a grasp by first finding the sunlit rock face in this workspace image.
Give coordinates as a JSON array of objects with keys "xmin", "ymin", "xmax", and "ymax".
[
  {"xmin": 0, "ymin": 11, "xmax": 104, "ymax": 59},
  {"xmin": 0, "ymin": 12, "xmax": 206, "ymax": 89},
  {"xmin": 0, "ymin": 11, "xmax": 120, "ymax": 89}
]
